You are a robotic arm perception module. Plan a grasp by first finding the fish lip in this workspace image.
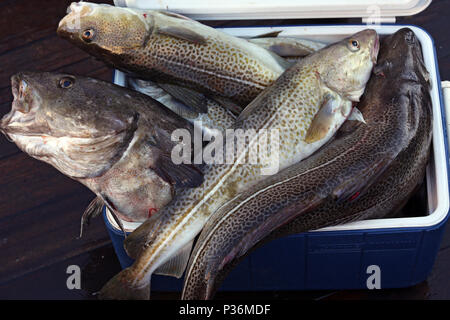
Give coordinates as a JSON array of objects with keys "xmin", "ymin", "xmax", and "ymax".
[{"xmin": 1, "ymin": 74, "xmax": 22, "ymax": 132}]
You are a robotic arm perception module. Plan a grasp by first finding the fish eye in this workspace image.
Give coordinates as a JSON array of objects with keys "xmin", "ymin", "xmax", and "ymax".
[
  {"xmin": 59, "ymin": 77, "xmax": 75, "ymax": 89},
  {"xmin": 81, "ymin": 28, "xmax": 95, "ymax": 42},
  {"xmin": 348, "ymin": 39, "xmax": 360, "ymax": 51}
]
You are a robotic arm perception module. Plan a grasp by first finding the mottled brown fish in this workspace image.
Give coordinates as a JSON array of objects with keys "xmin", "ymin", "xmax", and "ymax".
[
  {"xmin": 57, "ymin": 2, "xmax": 291, "ymax": 108},
  {"xmin": 181, "ymin": 28, "xmax": 432, "ymax": 300},
  {"xmin": 97, "ymin": 29, "xmax": 379, "ymax": 300},
  {"xmin": 0, "ymin": 72, "xmax": 203, "ymax": 231}
]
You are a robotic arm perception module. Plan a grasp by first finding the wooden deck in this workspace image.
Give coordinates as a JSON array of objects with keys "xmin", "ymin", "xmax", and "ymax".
[{"xmin": 0, "ymin": 0, "xmax": 449, "ymax": 300}]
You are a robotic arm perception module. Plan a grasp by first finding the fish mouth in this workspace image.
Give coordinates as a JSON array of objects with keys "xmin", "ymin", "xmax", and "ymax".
[{"xmin": 1, "ymin": 74, "xmax": 43, "ymax": 137}]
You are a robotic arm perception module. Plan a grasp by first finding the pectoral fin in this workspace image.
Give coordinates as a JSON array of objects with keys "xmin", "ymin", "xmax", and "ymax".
[
  {"xmin": 154, "ymin": 240, "xmax": 194, "ymax": 278},
  {"xmin": 79, "ymin": 196, "xmax": 104, "ymax": 238},
  {"xmin": 153, "ymin": 153, "xmax": 203, "ymax": 188},
  {"xmin": 157, "ymin": 82, "xmax": 208, "ymax": 114},
  {"xmin": 157, "ymin": 25, "xmax": 207, "ymax": 45},
  {"xmin": 304, "ymin": 95, "xmax": 337, "ymax": 144}
]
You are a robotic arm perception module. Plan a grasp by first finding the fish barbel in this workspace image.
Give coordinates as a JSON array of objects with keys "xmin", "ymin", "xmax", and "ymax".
[
  {"xmin": 181, "ymin": 28, "xmax": 432, "ymax": 300},
  {"xmin": 98, "ymin": 29, "xmax": 379, "ymax": 300}
]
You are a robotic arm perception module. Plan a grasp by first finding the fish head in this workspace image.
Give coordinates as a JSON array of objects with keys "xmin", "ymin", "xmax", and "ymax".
[
  {"xmin": 317, "ymin": 29, "xmax": 379, "ymax": 102},
  {"xmin": 57, "ymin": 2, "xmax": 148, "ymax": 62},
  {"xmin": 1, "ymin": 72, "xmax": 138, "ymax": 178},
  {"xmin": 373, "ymin": 28, "xmax": 429, "ymax": 85}
]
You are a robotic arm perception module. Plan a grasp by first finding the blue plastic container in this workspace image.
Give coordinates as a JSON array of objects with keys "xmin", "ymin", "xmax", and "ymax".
[
  {"xmin": 104, "ymin": 209, "xmax": 449, "ymax": 291},
  {"xmin": 105, "ymin": 24, "xmax": 450, "ymax": 291}
]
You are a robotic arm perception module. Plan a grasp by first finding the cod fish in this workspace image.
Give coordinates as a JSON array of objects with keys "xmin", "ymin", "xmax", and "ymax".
[
  {"xmin": 57, "ymin": 2, "xmax": 291, "ymax": 108},
  {"xmin": 181, "ymin": 28, "xmax": 432, "ymax": 300},
  {"xmin": 0, "ymin": 72, "xmax": 203, "ymax": 231},
  {"xmin": 127, "ymin": 78, "xmax": 236, "ymax": 134},
  {"xmin": 98, "ymin": 30, "xmax": 379, "ymax": 300}
]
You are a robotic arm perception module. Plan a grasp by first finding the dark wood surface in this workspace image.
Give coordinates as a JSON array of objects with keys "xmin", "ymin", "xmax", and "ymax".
[{"xmin": 0, "ymin": 0, "xmax": 449, "ymax": 300}]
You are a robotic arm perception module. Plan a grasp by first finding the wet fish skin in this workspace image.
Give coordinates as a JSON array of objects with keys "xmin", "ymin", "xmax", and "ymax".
[
  {"xmin": 98, "ymin": 29, "xmax": 379, "ymax": 300},
  {"xmin": 57, "ymin": 2, "xmax": 290, "ymax": 107},
  {"xmin": 181, "ymin": 28, "xmax": 432, "ymax": 300},
  {"xmin": 0, "ymin": 72, "xmax": 202, "ymax": 223}
]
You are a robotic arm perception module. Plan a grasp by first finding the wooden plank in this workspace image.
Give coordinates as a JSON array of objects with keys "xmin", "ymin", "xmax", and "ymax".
[
  {"xmin": 0, "ymin": 153, "xmax": 88, "ymax": 220},
  {"xmin": 0, "ymin": 191, "xmax": 110, "ymax": 284}
]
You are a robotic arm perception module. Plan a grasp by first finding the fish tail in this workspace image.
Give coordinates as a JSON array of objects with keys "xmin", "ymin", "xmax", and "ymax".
[{"xmin": 98, "ymin": 268, "xmax": 150, "ymax": 300}]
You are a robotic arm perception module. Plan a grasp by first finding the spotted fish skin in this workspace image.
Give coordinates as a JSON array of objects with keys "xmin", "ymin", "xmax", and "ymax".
[
  {"xmin": 97, "ymin": 29, "xmax": 379, "ymax": 300},
  {"xmin": 57, "ymin": 2, "xmax": 290, "ymax": 107},
  {"xmin": 181, "ymin": 28, "xmax": 432, "ymax": 300}
]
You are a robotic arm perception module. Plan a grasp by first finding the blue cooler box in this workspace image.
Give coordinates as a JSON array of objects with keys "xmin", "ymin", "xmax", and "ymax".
[{"xmin": 104, "ymin": 0, "xmax": 450, "ymax": 291}]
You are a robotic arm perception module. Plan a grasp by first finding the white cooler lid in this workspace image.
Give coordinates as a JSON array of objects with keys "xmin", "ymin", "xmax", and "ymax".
[{"xmin": 113, "ymin": 0, "xmax": 431, "ymax": 20}]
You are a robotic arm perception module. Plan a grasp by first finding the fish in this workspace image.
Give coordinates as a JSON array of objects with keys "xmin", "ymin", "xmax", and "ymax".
[
  {"xmin": 127, "ymin": 77, "xmax": 236, "ymax": 135},
  {"xmin": 0, "ymin": 72, "xmax": 204, "ymax": 231},
  {"xmin": 181, "ymin": 28, "xmax": 432, "ymax": 300},
  {"xmin": 57, "ymin": 2, "xmax": 291, "ymax": 109},
  {"xmin": 97, "ymin": 29, "xmax": 379, "ymax": 300}
]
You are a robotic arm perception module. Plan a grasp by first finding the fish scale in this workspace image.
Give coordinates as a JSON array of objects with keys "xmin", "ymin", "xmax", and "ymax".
[{"xmin": 97, "ymin": 29, "xmax": 379, "ymax": 300}]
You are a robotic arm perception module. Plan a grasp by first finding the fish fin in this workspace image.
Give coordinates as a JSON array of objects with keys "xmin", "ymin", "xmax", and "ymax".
[
  {"xmin": 250, "ymin": 30, "xmax": 283, "ymax": 39},
  {"xmin": 98, "ymin": 268, "xmax": 150, "ymax": 300},
  {"xmin": 157, "ymin": 25, "xmax": 207, "ymax": 45},
  {"xmin": 153, "ymin": 153, "xmax": 203, "ymax": 188},
  {"xmin": 157, "ymin": 82, "xmax": 208, "ymax": 114},
  {"xmin": 79, "ymin": 196, "xmax": 104, "ymax": 238},
  {"xmin": 249, "ymin": 39, "xmax": 310, "ymax": 58},
  {"xmin": 158, "ymin": 10, "xmax": 195, "ymax": 21},
  {"xmin": 210, "ymin": 95, "xmax": 243, "ymax": 115},
  {"xmin": 154, "ymin": 239, "xmax": 194, "ymax": 278},
  {"xmin": 304, "ymin": 94, "xmax": 337, "ymax": 143},
  {"xmin": 348, "ymin": 107, "xmax": 366, "ymax": 123},
  {"xmin": 264, "ymin": 43, "xmax": 311, "ymax": 58},
  {"xmin": 101, "ymin": 195, "xmax": 127, "ymax": 237},
  {"xmin": 333, "ymin": 157, "xmax": 393, "ymax": 203}
]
